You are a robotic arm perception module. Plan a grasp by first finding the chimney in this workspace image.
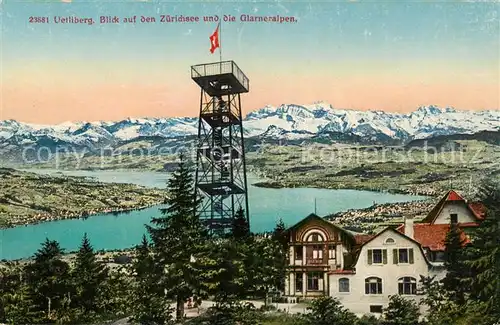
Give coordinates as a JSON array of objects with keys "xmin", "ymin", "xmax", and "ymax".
[{"xmin": 404, "ymin": 216, "xmax": 414, "ymax": 239}]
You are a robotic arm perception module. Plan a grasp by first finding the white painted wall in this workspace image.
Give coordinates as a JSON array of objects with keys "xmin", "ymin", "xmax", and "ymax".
[
  {"xmin": 433, "ymin": 202, "xmax": 476, "ymax": 224},
  {"xmin": 328, "ymin": 229, "xmax": 429, "ymax": 315}
]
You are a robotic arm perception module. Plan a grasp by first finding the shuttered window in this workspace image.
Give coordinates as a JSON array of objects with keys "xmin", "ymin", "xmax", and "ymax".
[
  {"xmin": 367, "ymin": 249, "xmax": 387, "ymax": 265},
  {"xmin": 393, "ymin": 248, "xmax": 415, "ymax": 264}
]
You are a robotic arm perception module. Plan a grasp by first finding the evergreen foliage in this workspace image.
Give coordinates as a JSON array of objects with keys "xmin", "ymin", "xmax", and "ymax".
[
  {"xmin": 382, "ymin": 295, "xmax": 420, "ymax": 325},
  {"xmin": 441, "ymin": 222, "xmax": 469, "ymax": 304},
  {"xmin": 23, "ymin": 238, "xmax": 71, "ymax": 322},
  {"xmin": 145, "ymin": 154, "xmax": 209, "ymax": 321},
  {"xmin": 71, "ymin": 233, "xmax": 108, "ymax": 317},
  {"xmin": 302, "ymin": 296, "xmax": 358, "ymax": 325},
  {"xmin": 467, "ymin": 183, "xmax": 500, "ymax": 316},
  {"xmin": 231, "ymin": 207, "xmax": 251, "ymax": 241},
  {"xmin": 130, "ymin": 235, "xmax": 175, "ymax": 325}
]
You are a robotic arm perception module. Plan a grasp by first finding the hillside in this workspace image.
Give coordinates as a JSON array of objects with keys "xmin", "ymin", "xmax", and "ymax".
[
  {"xmin": 247, "ymin": 136, "xmax": 500, "ymax": 197},
  {"xmin": 0, "ymin": 168, "xmax": 167, "ymax": 228}
]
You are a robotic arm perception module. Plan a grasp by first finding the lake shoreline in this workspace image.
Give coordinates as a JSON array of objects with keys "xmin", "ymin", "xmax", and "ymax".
[
  {"xmin": 0, "ymin": 201, "xmax": 165, "ymax": 230},
  {"xmin": 252, "ymin": 181, "xmax": 438, "ymax": 197}
]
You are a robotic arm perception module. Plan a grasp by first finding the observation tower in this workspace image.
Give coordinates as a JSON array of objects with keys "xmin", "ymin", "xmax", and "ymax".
[{"xmin": 191, "ymin": 61, "xmax": 250, "ymax": 234}]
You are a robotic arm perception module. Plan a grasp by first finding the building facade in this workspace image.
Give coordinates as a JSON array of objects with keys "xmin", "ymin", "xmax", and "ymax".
[
  {"xmin": 283, "ymin": 190, "xmax": 485, "ymax": 316},
  {"xmin": 284, "ymin": 214, "xmax": 357, "ymax": 301}
]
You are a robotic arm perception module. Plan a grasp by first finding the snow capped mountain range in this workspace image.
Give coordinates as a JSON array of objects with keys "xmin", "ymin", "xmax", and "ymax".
[{"xmin": 0, "ymin": 103, "xmax": 499, "ymax": 150}]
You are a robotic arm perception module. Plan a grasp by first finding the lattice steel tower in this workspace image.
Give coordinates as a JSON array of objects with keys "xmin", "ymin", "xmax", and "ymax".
[{"xmin": 191, "ymin": 61, "xmax": 250, "ymax": 234}]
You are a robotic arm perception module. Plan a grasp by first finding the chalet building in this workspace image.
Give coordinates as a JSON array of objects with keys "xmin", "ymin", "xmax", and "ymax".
[
  {"xmin": 284, "ymin": 214, "xmax": 357, "ymax": 301},
  {"xmin": 283, "ymin": 190, "xmax": 486, "ymax": 316}
]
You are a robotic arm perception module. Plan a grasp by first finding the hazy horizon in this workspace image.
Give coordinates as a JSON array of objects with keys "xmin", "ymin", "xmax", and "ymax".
[{"xmin": 1, "ymin": 1, "xmax": 498, "ymax": 124}]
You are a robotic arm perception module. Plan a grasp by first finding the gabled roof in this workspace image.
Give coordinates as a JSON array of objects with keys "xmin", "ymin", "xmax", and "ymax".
[
  {"xmin": 351, "ymin": 227, "xmax": 432, "ymax": 268},
  {"xmin": 286, "ymin": 213, "xmax": 356, "ymax": 244},
  {"xmin": 396, "ymin": 223, "xmax": 471, "ymax": 252},
  {"xmin": 421, "ymin": 190, "xmax": 486, "ymax": 223}
]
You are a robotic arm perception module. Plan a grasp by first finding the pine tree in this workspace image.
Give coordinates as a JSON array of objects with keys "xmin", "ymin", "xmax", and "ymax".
[
  {"xmin": 214, "ymin": 238, "xmax": 248, "ymax": 302},
  {"xmin": 231, "ymin": 207, "xmax": 250, "ymax": 241},
  {"xmin": 24, "ymin": 238, "xmax": 71, "ymax": 322},
  {"xmin": 0, "ymin": 263, "xmax": 37, "ymax": 324},
  {"xmin": 146, "ymin": 154, "xmax": 208, "ymax": 321},
  {"xmin": 200, "ymin": 207, "xmax": 251, "ymax": 305},
  {"xmin": 467, "ymin": 183, "xmax": 500, "ymax": 317},
  {"xmin": 272, "ymin": 218, "xmax": 288, "ymax": 251},
  {"xmin": 271, "ymin": 220, "xmax": 288, "ymax": 292},
  {"xmin": 71, "ymin": 233, "xmax": 108, "ymax": 316},
  {"xmin": 383, "ymin": 295, "xmax": 420, "ymax": 325},
  {"xmin": 441, "ymin": 222, "xmax": 469, "ymax": 304},
  {"xmin": 302, "ymin": 296, "xmax": 357, "ymax": 325},
  {"xmin": 247, "ymin": 236, "xmax": 286, "ymax": 299},
  {"xmin": 131, "ymin": 234, "xmax": 174, "ymax": 325}
]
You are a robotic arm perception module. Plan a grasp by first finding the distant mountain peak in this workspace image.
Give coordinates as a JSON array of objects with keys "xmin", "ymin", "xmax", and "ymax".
[
  {"xmin": 0, "ymin": 104, "xmax": 498, "ymax": 154},
  {"xmin": 416, "ymin": 105, "xmax": 442, "ymax": 115}
]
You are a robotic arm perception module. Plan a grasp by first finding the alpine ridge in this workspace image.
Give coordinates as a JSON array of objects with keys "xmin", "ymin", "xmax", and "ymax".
[{"xmin": 0, "ymin": 103, "xmax": 498, "ymax": 153}]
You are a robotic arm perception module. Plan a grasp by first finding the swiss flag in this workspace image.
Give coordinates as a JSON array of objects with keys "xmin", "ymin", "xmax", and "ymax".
[{"xmin": 209, "ymin": 23, "xmax": 220, "ymax": 54}]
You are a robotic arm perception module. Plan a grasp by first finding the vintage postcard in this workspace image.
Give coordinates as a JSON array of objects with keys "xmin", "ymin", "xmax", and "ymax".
[{"xmin": 0, "ymin": 1, "xmax": 499, "ymax": 324}]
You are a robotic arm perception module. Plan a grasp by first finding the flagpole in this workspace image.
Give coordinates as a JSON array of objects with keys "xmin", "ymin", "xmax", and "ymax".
[{"xmin": 219, "ymin": 21, "xmax": 222, "ymax": 74}]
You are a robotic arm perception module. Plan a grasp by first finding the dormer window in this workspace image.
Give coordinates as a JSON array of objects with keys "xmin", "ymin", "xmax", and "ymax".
[
  {"xmin": 385, "ymin": 238, "xmax": 395, "ymax": 245},
  {"xmin": 450, "ymin": 213, "xmax": 458, "ymax": 224}
]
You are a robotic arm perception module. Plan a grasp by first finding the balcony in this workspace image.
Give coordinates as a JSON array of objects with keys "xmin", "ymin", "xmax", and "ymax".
[
  {"xmin": 191, "ymin": 61, "xmax": 249, "ymax": 96},
  {"xmin": 306, "ymin": 259, "xmax": 325, "ymax": 265}
]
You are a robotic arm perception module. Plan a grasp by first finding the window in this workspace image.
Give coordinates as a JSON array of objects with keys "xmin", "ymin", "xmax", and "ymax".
[
  {"xmin": 368, "ymin": 249, "xmax": 387, "ymax": 264},
  {"xmin": 312, "ymin": 245, "xmax": 323, "ymax": 259},
  {"xmin": 307, "ymin": 232, "xmax": 324, "ymax": 242},
  {"xmin": 385, "ymin": 238, "xmax": 395, "ymax": 244},
  {"xmin": 429, "ymin": 251, "xmax": 445, "ymax": 262},
  {"xmin": 435, "ymin": 251, "xmax": 445, "ymax": 262},
  {"xmin": 450, "ymin": 213, "xmax": 458, "ymax": 224},
  {"xmin": 295, "ymin": 273, "xmax": 303, "ymax": 292},
  {"xmin": 399, "ymin": 249, "xmax": 409, "ymax": 263},
  {"xmin": 365, "ymin": 277, "xmax": 383, "ymax": 294},
  {"xmin": 370, "ymin": 305, "xmax": 383, "ymax": 313},
  {"xmin": 339, "ymin": 278, "xmax": 350, "ymax": 293},
  {"xmin": 295, "ymin": 246, "xmax": 303, "ymax": 260},
  {"xmin": 398, "ymin": 277, "xmax": 417, "ymax": 295},
  {"xmin": 393, "ymin": 248, "xmax": 414, "ymax": 264},
  {"xmin": 307, "ymin": 272, "xmax": 321, "ymax": 291},
  {"xmin": 328, "ymin": 245, "xmax": 336, "ymax": 259}
]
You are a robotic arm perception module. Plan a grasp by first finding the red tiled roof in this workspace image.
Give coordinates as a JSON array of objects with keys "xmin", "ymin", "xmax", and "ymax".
[
  {"xmin": 422, "ymin": 190, "xmax": 485, "ymax": 223},
  {"xmin": 446, "ymin": 190, "xmax": 465, "ymax": 201},
  {"xmin": 354, "ymin": 234, "xmax": 375, "ymax": 245},
  {"xmin": 468, "ymin": 202, "xmax": 486, "ymax": 220},
  {"xmin": 396, "ymin": 223, "xmax": 470, "ymax": 252}
]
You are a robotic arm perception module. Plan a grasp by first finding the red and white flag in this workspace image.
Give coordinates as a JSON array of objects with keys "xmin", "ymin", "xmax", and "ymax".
[{"xmin": 209, "ymin": 23, "xmax": 220, "ymax": 54}]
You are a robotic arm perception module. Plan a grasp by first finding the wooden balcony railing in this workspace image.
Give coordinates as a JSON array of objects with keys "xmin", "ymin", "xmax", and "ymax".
[{"xmin": 306, "ymin": 259, "xmax": 325, "ymax": 265}]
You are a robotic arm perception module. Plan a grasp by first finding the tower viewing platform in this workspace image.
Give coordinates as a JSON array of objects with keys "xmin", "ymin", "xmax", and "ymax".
[{"xmin": 191, "ymin": 60, "xmax": 249, "ymax": 97}]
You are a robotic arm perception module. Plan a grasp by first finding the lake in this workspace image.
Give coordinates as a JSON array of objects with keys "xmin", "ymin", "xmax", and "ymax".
[{"xmin": 1, "ymin": 169, "xmax": 428, "ymax": 260}]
